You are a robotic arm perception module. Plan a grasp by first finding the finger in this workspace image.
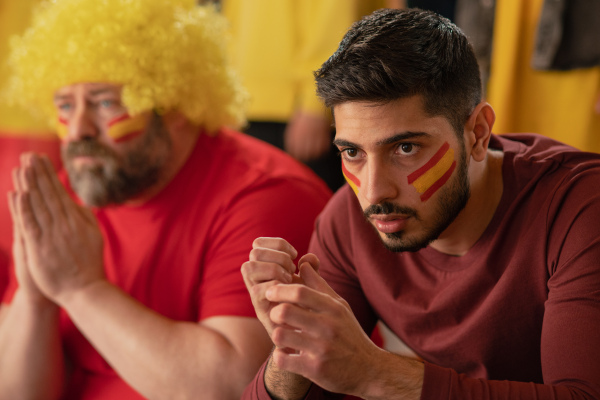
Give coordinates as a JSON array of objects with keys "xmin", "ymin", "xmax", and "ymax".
[
  {"xmin": 297, "ymin": 253, "xmax": 320, "ymax": 273},
  {"xmin": 15, "ymin": 192, "xmax": 42, "ymax": 241},
  {"xmin": 20, "ymin": 160, "xmax": 54, "ymax": 229},
  {"xmin": 271, "ymin": 325, "xmax": 315, "ymax": 354},
  {"xmin": 270, "ymin": 302, "xmax": 321, "ymax": 333},
  {"xmin": 12, "ymin": 167, "xmax": 23, "ymax": 192},
  {"xmin": 265, "ymin": 284, "xmax": 335, "ymax": 314},
  {"xmin": 298, "ymin": 262, "xmax": 340, "ymax": 299},
  {"xmin": 30, "ymin": 154, "xmax": 68, "ymax": 221},
  {"xmin": 271, "ymin": 347, "xmax": 313, "ymax": 380},
  {"xmin": 241, "ymin": 260, "xmax": 293, "ymax": 286},
  {"xmin": 252, "ymin": 237, "xmax": 298, "ymax": 260},
  {"xmin": 8, "ymin": 192, "xmax": 27, "ymax": 263},
  {"xmin": 249, "ymin": 246, "xmax": 297, "ymax": 275}
]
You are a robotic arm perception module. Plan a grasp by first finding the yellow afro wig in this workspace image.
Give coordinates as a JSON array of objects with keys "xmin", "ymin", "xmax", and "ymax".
[{"xmin": 4, "ymin": 0, "xmax": 247, "ymax": 133}]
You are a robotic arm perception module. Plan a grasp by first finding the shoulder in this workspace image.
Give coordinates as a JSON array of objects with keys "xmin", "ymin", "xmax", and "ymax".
[{"xmin": 493, "ymin": 133, "xmax": 600, "ymax": 195}]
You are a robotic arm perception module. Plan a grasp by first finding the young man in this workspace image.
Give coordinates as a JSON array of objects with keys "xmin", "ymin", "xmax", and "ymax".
[
  {"xmin": 0, "ymin": 1, "xmax": 331, "ymax": 399},
  {"xmin": 242, "ymin": 8, "xmax": 600, "ymax": 400}
]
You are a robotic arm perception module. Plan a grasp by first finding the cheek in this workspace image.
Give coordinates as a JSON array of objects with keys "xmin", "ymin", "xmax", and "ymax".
[
  {"xmin": 341, "ymin": 161, "xmax": 361, "ymax": 195},
  {"xmin": 56, "ymin": 118, "xmax": 69, "ymax": 139},
  {"xmin": 407, "ymin": 142, "xmax": 456, "ymax": 202},
  {"xmin": 106, "ymin": 113, "xmax": 147, "ymax": 142}
]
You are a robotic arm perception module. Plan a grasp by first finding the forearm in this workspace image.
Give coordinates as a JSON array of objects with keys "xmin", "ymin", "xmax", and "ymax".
[
  {"xmin": 265, "ymin": 353, "xmax": 313, "ymax": 400},
  {"xmin": 0, "ymin": 292, "xmax": 64, "ymax": 400},
  {"xmin": 60, "ymin": 280, "xmax": 262, "ymax": 400}
]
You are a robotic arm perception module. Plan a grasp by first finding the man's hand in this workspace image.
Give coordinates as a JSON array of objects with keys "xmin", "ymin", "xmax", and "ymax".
[
  {"xmin": 241, "ymin": 237, "xmax": 300, "ymax": 336},
  {"xmin": 12, "ymin": 153, "xmax": 106, "ymax": 305},
  {"xmin": 284, "ymin": 111, "xmax": 332, "ymax": 162},
  {"xmin": 8, "ymin": 166, "xmax": 48, "ymax": 304},
  {"xmin": 265, "ymin": 262, "xmax": 389, "ymax": 397}
]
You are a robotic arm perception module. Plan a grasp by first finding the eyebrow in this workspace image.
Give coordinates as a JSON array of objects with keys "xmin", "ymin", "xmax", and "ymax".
[
  {"xmin": 333, "ymin": 131, "xmax": 432, "ymax": 148},
  {"xmin": 53, "ymin": 88, "xmax": 117, "ymax": 102},
  {"xmin": 88, "ymin": 88, "xmax": 118, "ymax": 97}
]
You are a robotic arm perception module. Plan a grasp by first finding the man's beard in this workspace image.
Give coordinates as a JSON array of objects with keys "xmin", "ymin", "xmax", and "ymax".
[
  {"xmin": 363, "ymin": 148, "xmax": 470, "ymax": 253},
  {"xmin": 62, "ymin": 114, "xmax": 172, "ymax": 207}
]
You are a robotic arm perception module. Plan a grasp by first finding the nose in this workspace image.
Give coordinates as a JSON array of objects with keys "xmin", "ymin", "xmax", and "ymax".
[
  {"xmin": 362, "ymin": 158, "xmax": 399, "ymax": 205},
  {"xmin": 68, "ymin": 107, "xmax": 100, "ymax": 141}
]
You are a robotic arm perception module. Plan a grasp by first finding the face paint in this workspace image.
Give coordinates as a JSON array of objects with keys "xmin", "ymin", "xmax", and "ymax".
[
  {"xmin": 55, "ymin": 113, "xmax": 148, "ymax": 142},
  {"xmin": 342, "ymin": 161, "xmax": 361, "ymax": 195},
  {"xmin": 407, "ymin": 142, "xmax": 456, "ymax": 202},
  {"xmin": 56, "ymin": 117, "xmax": 69, "ymax": 139},
  {"xmin": 106, "ymin": 113, "xmax": 147, "ymax": 142}
]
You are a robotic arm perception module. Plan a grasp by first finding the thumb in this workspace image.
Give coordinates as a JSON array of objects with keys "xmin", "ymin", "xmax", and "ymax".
[{"xmin": 298, "ymin": 261, "xmax": 338, "ymax": 299}]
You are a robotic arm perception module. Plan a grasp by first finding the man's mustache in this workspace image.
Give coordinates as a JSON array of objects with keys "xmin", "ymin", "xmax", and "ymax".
[
  {"xmin": 64, "ymin": 140, "xmax": 116, "ymax": 159},
  {"xmin": 363, "ymin": 202, "xmax": 418, "ymax": 218}
]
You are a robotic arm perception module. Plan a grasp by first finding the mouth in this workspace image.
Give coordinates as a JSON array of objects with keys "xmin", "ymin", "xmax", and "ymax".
[{"xmin": 369, "ymin": 214, "xmax": 410, "ymax": 234}]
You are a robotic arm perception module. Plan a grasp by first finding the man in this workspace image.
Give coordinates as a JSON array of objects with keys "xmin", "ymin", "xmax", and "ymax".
[
  {"xmin": 0, "ymin": 1, "xmax": 331, "ymax": 399},
  {"xmin": 241, "ymin": 8, "xmax": 600, "ymax": 400}
]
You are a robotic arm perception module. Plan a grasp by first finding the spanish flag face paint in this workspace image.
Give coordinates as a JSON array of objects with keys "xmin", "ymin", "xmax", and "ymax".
[
  {"xmin": 56, "ymin": 117, "xmax": 69, "ymax": 139},
  {"xmin": 407, "ymin": 141, "xmax": 456, "ymax": 202},
  {"xmin": 105, "ymin": 113, "xmax": 148, "ymax": 142},
  {"xmin": 55, "ymin": 113, "xmax": 148, "ymax": 142},
  {"xmin": 342, "ymin": 161, "xmax": 361, "ymax": 195}
]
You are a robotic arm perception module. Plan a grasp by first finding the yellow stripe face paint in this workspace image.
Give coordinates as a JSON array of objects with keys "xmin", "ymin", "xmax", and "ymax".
[
  {"xmin": 54, "ymin": 113, "xmax": 148, "ymax": 142},
  {"xmin": 407, "ymin": 142, "xmax": 456, "ymax": 201},
  {"xmin": 342, "ymin": 161, "xmax": 361, "ymax": 195},
  {"xmin": 56, "ymin": 118, "xmax": 69, "ymax": 139},
  {"xmin": 106, "ymin": 113, "xmax": 147, "ymax": 142}
]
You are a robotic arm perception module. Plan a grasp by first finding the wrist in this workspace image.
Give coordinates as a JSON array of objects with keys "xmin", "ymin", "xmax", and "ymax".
[
  {"xmin": 55, "ymin": 278, "xmax": 111, "ymax": 309},
  {"xmin": 13, "ymin": 289, "xmax": 59, "ymax": 315},
  {"xmin": 265, "ymin": 352, "xmax": 312, "ymax": 400},
  {"xmin": 357, "ymin": 348, "xmax": 424, "ymax": 400}
]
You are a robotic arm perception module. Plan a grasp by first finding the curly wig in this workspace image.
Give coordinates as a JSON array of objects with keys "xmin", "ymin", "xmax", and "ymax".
[{"xmin": 4, "ymin": 0, "xmax": 247, "ymax": 133}]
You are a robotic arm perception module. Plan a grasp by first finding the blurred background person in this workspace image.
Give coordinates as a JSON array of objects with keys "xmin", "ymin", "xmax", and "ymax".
[{"xmin": 220, "ymin": 0, "xmax": 388, "ymax": 191}]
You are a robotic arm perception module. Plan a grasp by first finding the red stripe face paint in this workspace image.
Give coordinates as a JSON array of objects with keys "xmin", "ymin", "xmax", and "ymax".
[
  {"xmin": 106, "ymin": 113, "xmax": 147, "ymax": 142},
  {"xmin": 341, "ymin": 161, "xmax": 361, "ymax": 195},
  {"xmin": 56, "ymin": 117, "xmax": 69, "ymax": 139},
  {"xmin": 407, "ymin": 142, "xmax": 456, "ymax": 201}
]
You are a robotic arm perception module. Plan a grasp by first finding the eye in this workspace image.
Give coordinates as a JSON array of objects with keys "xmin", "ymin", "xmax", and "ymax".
[
  {"xmin": 397, "ymin": 143, "xmax": 418, "ymax": 155},
  {"xmin": 340, "ymin": 148, "xmax": 360, "ymax": 161},
  {"xmin": 56, "ymin": 102, "xmax": 72, "ymax": 111},
  {"xmin": 100, "ymin": 99, "xmax": 114, "ymax": 108}
]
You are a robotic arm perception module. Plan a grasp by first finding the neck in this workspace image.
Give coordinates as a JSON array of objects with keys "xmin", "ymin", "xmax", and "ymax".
[{"xmin": 429, "ymin": 148, "xmax": 504, "ymax": 256}]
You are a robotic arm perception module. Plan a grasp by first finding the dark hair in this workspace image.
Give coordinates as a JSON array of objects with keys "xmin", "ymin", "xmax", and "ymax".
[{"xmin": 315, "ymin": 8, "xmax": 482, "ymax": 136}]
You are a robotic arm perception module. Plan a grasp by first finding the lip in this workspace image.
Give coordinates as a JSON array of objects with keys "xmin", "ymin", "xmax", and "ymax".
[{"xmin": 369, "ymin": 214, "xmax": 409, "ymax": 234}]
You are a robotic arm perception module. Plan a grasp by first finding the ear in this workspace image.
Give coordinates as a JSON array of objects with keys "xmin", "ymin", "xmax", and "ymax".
[{"xmin": 463, "ymin": 102, "xmax": 495, "ymax": 162}]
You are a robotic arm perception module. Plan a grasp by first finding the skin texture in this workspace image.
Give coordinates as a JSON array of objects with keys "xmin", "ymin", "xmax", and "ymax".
[
  {"xmin": 0, "ymin": 82, "xmax": 273, "ymax": 400},
  {"xmin": 241, "ymin": 95, "xmax": 502, "ymax": 399}
]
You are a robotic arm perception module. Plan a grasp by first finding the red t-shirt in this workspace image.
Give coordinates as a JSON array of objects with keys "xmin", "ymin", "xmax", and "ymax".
[
  {"xmin": 3, "ymin": 128, "xmax": 332, "ymax": 399},
  {"xmin": 244, "ymin": 133, "xmax": 600, "ymax": 399}
]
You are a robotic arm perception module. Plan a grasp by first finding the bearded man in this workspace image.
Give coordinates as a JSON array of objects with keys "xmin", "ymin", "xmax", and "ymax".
[
  {"xmin": 242, "ymin": 8, "xmax": 600, "ymax": 400},
  {"xmin": 0, "ymin": 1, "xmax": 330, "ymax": 399}
]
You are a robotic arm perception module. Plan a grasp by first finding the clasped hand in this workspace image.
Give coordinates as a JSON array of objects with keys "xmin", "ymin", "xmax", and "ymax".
[
  {"xmin": 241, "ymin": 237, "xmax": 384, "ymax": 397},
  {"xmin": 8, "ymin": 153, "xmax": 105, "ymax": 305}
]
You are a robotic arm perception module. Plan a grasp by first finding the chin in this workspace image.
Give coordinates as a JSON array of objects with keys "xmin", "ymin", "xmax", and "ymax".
[{"xmin": 379, "ymin": 231, "xmax": 432, "ymax": 253}]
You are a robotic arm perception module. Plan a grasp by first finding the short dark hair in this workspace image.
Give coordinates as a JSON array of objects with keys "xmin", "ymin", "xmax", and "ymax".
[{"xmin": 315, "ymin": 8, "xmax": 482, "ymax": 136}]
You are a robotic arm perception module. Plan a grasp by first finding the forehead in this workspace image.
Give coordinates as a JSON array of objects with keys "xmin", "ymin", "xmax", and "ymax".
[
  {"xmin": 54, "ymin": 82, "xmax": 122, "ymax": 98},
  {"xmin": 333, "ymin": 96, "xmax": 455, "ymax": 146}
]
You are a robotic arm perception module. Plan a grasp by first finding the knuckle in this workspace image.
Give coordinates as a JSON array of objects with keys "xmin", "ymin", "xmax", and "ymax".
[{"xmin": 249, "ymin": 283, "xmax": 263, "ymax": 299}]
